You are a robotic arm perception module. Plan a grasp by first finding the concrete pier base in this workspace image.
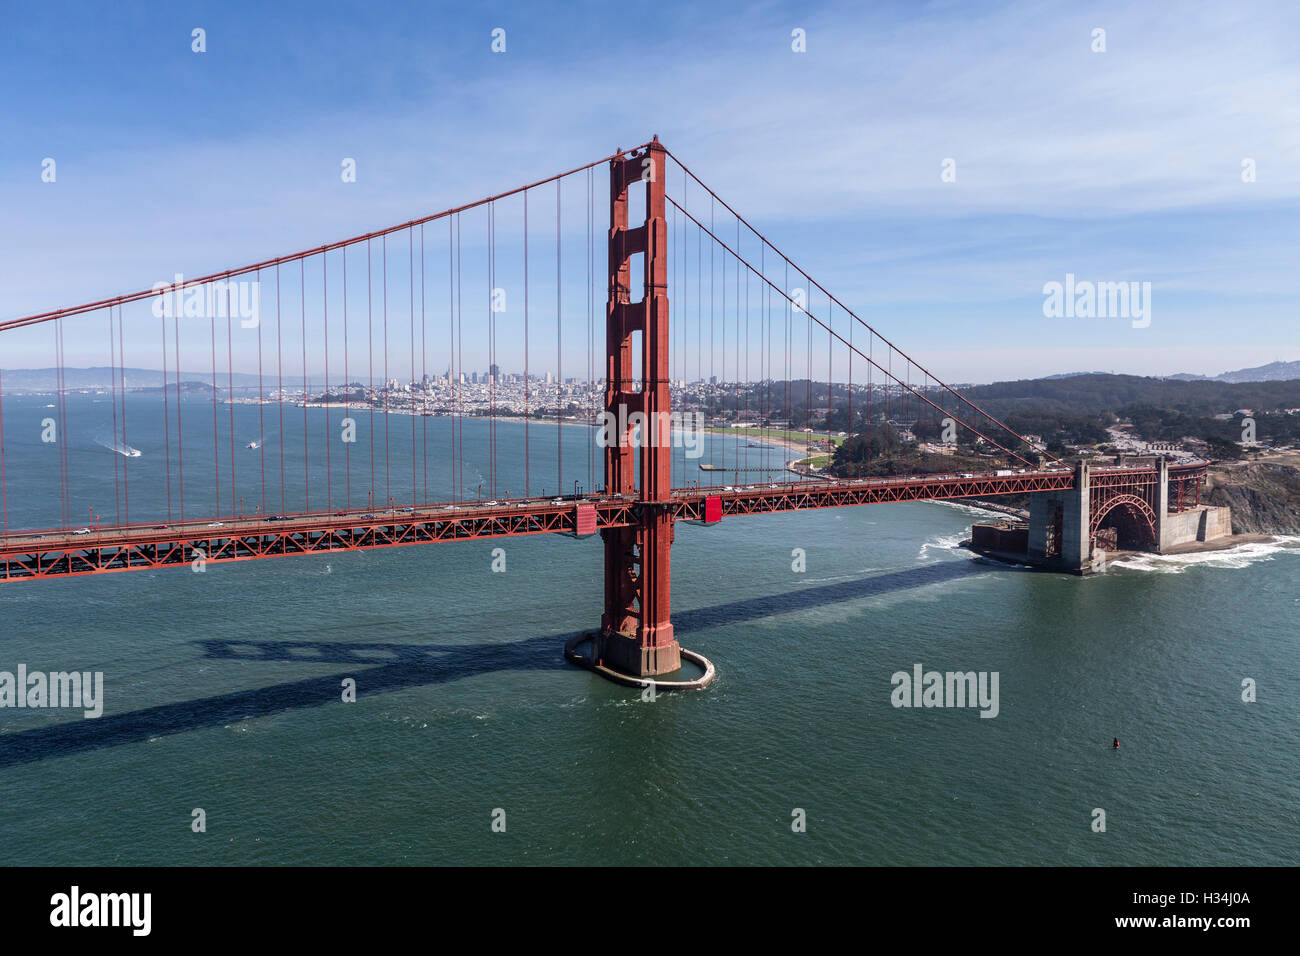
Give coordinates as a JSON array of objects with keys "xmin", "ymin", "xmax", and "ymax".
[
  {"xmin": 565, "ymin": 633, "xmax": 714, "ymax": 690},
  {"xmin": 596, "ymin": 628, "xmax": 681, "ymax": 678},
  {"xmin": 1026, "ymin": 461, "xmax": 1092, "ymax": 572}
]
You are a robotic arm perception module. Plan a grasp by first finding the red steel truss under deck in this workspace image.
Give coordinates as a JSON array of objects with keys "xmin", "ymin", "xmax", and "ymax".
[{"xmin": 0, "ymin": 463, "xmax": 1206, "ymax": 582}]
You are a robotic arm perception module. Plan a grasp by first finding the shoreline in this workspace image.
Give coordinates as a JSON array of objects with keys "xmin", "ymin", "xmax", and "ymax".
[
  {"xmin": 1131, "ymin": 532, "xmax": 1280, "ymax": 557},
  {"xmin": 938, "ymin": 498, "xmax": 1029, "ymax": 521},
  {"xmin": 963, "ymin": 531, "xmax": 1289, "ymax": 572},
  {"xmin": 271, "ymin": 404, "xmax": 603, "ymax": 430}
]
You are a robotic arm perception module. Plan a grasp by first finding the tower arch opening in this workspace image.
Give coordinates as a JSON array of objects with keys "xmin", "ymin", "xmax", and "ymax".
[{"xmin": 1091, "ymin": 494, "xmax": 1158, "ymax": 552}]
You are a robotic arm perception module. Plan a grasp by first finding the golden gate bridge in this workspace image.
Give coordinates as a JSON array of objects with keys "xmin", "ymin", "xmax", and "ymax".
[{"xmin": 0, "ymin": 138, "xmax": 1206, "ymax": 685}]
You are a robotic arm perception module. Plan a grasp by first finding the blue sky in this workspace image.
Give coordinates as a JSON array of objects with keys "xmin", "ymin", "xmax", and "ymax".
[{"xmin": 2, "ymin": 0, "xmax": 1297, "ymax": 383}]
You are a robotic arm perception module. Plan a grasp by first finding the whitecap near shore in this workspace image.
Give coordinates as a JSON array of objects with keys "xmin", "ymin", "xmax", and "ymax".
[{"xmin": 1108, "ymin": 535, "xmax": 1300, "ymax": 573}]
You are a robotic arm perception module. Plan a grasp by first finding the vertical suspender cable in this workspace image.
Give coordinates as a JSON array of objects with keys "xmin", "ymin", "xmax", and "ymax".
[
  {"xmin": 161, "ymin": 306, "xmax": 172, "ymax": 522},
  {"xmin": 343, "ymin": 247, "xmax": 351, "ymax": 511},
  {"xmin": 734, "ymin": 218, "xmax": 741, "ymax": 475},
  {"xmin": 682, "ymin": 175, "xmax": 689, "ymax": 489},
  {"xmin": 806, "ymin": 289, "xmax": 812, "ymax": 445},
  {"xmin": 301, "ymin": 259, "xmax": 309, "ymax": 513},
  {"xmin": 848, "ymin": 300, "xmax": 853, "ymax": 440},
  {"xmin": 784, "ymin": 261, "xmax": 790, "ymax": 470},
  {"xmin": 257, "ymin": 267, "xmax": 265, "ymax": 516},
  {"xmin": 409, "ymin": 227, "xmax": 416, "ymax": 504},
  {"xmin": 745, "ymin": 234, "xmax": 752, "ymax": 482},
  {"xmin": 66, "ymin": 317, "xmax": 73, "ymax": 526},
  {"xmin": 56, "ymin": 316, "xmax": 69, "ymax": 529},
  {"xmin": 697, "ymin": 211, "xmax": 703, "ymax": 476},
  {"xmin": 483, "ymin": 204, "xmax": 491, "ymax": 496},
  {"xmin": 117, "ymin": 305, "xmax": 129, "ymax": 523},
  {"xmin": 367, "ymin": 240, "xmax": 375, "ymax": 509},
  {"xmin": 420, "ymin": 225, "xmax": 427, "ymax": 505},
  {"xmin": 761, "ymin": 243, "xmax": 767, "ymax": 477},
  {"xmin": 382, "ymin": 236, "xmax": 390, "ymax": 509},
  {"xmin": 827, "ymin": 300, "xmax": 833, "ymax": 450},
  {"xmin": 709, "ymin": 198, "xmax": 715, "ymax": 469},
  {"xmin": 324, "ymin": 252, "xmax": 331, "ymax": 511},
  {"xmin": 52, "ymin": 319, "xmax": 62, "ymax": 529},
  {"xmin": 110, "ymin": 309, "xmax": 122, "ymax": 524},
  {"xmin": 556, "ymin": 179, "xmax": 562, "ymax": 494},
  {"xmin": 586, "ymin": 167, "xmax": 593, "ymax": 494},
  {"xmin": 210, "ymin": 291, "xmax": 219, "ymax": 517},
  {"xmin": 524, "ymin": 190, "xmax": 530, "ymax": 498},
  {"xmin": 276, "ymin": 264, "xmax": 286, "ymax": 515},
  {"xmin": 175, "ymin": 311, "xmax": 185, "ymax": 521},
  {"xmin": 452, "ymin": 217, "xmax": 457, "ymax": 502},
  {"xmin": 456, "ymin": 215, "xmax": 464, "ymax": 502},
  {"xmin": 227, "ymin": 284, "xmax": 236, "ymax": 516}
]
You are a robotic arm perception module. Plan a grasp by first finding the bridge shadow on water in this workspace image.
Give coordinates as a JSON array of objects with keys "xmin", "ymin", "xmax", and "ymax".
[
  {"xmin": 0, "ymin": 558, "xmax": 982, "ymax": 768},
  {"xmin": 672, "ymin": 559, "xmax": 979, "ymax": 631}
]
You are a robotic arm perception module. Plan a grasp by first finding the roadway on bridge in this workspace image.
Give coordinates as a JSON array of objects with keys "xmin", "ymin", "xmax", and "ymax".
[{"xmin": 0, "ymin": 462, "xmax": 1205, "ymax": 578}]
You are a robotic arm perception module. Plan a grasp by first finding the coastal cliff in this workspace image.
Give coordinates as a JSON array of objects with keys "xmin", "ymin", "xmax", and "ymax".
[{"xmin": 1206, "ymin": 460, "xmax": 1300, "ymax": 535}]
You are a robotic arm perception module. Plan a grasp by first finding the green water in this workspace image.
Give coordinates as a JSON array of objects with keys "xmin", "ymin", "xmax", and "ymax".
[{"xmin": 0, "ymin": 398, "xmax": 1296, "ymax": 864}]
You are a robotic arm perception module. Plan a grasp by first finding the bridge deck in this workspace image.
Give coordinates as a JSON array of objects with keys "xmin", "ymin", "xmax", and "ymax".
[{"xmin": 0, "ymin": 463, "xmax": 1206, "ymax": 581}]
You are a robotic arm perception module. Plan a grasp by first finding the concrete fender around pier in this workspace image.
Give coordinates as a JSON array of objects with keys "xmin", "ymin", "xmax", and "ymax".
[{"xmin": 564, "ymin": 633, "xmax": 716, "ymax": 690}]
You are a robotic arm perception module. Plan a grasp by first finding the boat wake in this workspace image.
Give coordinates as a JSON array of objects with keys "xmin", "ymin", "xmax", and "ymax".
[
  {"xmin": 94, "ymin": 436, "xmax": 142, "ymax": 458},
  {"xmin": 245, "ymin": 428, "xmax": 277, "ymax": 450}
]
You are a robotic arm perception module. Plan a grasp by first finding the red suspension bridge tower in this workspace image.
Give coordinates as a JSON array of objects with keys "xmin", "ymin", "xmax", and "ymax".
[{"xmin": 596, "ymin": 138, "xmax": 681, "ymax": 677}]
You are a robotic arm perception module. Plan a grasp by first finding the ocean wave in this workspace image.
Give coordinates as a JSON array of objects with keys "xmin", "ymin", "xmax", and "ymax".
[
  {"xmin": 1108, "ymin": 536, "xmax": 1300, "ymax": 574},
  {"xmin": 917, "ymin": 532, "xmax": 967, "ymax": 561}
]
